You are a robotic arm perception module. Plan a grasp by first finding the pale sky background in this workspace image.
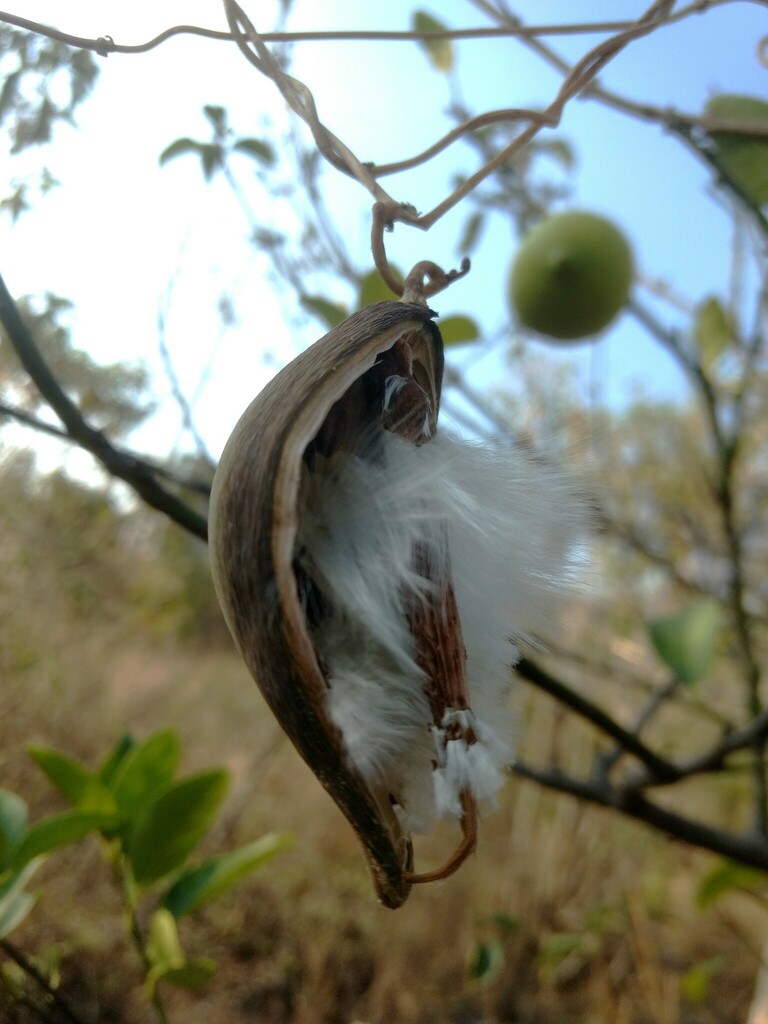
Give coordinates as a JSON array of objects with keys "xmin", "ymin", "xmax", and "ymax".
[{"xmin": 5, "ymin": 1, "xmax": 768, "ymax": 464}]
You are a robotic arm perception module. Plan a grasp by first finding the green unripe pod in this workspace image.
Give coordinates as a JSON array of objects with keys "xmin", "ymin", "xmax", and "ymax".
[{"xmin": 510, "ymin": 211, "xmax": 633, "ymax": 341}]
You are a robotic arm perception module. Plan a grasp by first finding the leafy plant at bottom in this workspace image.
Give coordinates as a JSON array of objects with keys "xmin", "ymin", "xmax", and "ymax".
[{"xmin": 0, "ymin": 729, "xmax": 290, "ymax": 1020}]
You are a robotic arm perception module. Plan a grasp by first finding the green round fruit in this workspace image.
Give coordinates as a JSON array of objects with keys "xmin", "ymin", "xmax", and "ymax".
[{"xmin": 510, "ymin": 211, "xmax": 633, "ymax": 341}]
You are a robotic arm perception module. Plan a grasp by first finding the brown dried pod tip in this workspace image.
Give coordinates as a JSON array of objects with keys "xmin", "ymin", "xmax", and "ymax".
[{"xmin": 210, "ymin": 264, "xmax": 577, "ymax": 908}]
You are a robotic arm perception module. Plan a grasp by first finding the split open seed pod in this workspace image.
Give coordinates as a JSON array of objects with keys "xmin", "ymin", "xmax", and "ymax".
[
  {"xmin": 211, "ymin": 299, "xmax": 453, "ymax": 907},
  {"xmin": 210, "ymin": 283, "xmax": 576, "ymax": 908}
]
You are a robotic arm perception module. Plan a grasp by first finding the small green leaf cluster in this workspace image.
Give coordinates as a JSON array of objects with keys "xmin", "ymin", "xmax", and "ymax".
[
  {"xmin": 160, "ymin": 105, "xmax": 276, "ymax": 182},
  {"xmin": 0, "ymin": 730, "xmax": 290, "ymax": 996},
  {"xmin": 0, "ymin": 26, "xmax": 99, "ymax": 153}
]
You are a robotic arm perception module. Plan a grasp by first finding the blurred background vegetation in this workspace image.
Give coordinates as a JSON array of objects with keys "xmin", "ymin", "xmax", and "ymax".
[{"xmin": 1, "ymin": 2, "xmax": 768, "ymax": 1022}]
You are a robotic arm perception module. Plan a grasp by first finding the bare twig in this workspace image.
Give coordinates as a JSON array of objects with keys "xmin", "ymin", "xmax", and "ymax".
[
  {"xmin": 595, "ymin": 507, "xmax": 716, "ymax": 597},
  {"xmin": 0, "ymin": 398, "xmax": 212, "ymax": 496},
  {"xmin": 512, "ymin": 759, "xmax": 768, "ymax": 870},
  {"xmin": 4, "ymin": 1, "xmax": 765, "ymax": 280},
  {"xmin": 0, "ymin": 939, "xmax": 86, "ymax": 1024},
  {"xmin": 0, "ymin": 398, "xmax": 73, "ymax": 442},
  {"xmin": 478, "ymin": 0, "xmax": 768, "ymax": 237},
  {"xmin": 0, "ymin": 273, "xmax": 209, "ymax": 540},
  {"xmin": 596, "ymin": 675, "xmax": 682, "ymax": 780},
  {"xmin": 516, "ymin": 657, "xmax": 679, "ymax": 782},
  {"xmin": 628, "ymin": 294, "xmax": 767, "ymax": 830},
  {"xmin": 157, "ymin": 282, "xmax": 217, "ymax": 470},
  {"xmin": 0, "ymin": 10, "xmax": 698, "ymax": 56}
]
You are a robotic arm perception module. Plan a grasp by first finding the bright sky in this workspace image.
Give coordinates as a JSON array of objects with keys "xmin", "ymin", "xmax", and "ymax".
[{"xmin": 6, "ymin": 1, "xmax": 768, "ymax": 462}]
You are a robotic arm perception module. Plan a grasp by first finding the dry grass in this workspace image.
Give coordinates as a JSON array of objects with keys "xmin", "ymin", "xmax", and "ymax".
[{"xmin": 1, "ymin": 479, "xmax": 765, "ymax": 1023}]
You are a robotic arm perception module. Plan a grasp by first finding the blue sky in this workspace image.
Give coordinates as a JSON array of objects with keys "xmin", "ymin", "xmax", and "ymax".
[{"xmin": 7, "ymin": 1, "xmax": 768, "ymax": 459}]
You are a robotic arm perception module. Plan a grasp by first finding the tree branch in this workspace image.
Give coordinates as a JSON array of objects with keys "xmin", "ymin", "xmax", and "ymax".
[
  {"xmin": 516, "ymin": 656, "xmax": 679, "ymax": 782},
  {"xmin": 0, "ymin": 10, "xmax": 701, "ymax": 57},
  {"xmin": 512, "ymin": 760, "xmax": 768, "ymax": 870},
  {"xmin": 595, "ymin": 507, "xmax": 714, "ymax": 597},
  {"xmin": 478, "ymin": 0, "xmax": 768, "ymax": 239},
  {"xmin": 0, "ymin": 399, "xmax": 213, "ymax": 497},
  {"xmin": 0, "ymin": 939, "xmax": 86, "ymax": 1024},
  {"xmin": 0, "ymin": 273, "xmax": 209, "ymax": 541},
  {"xmin": 627, "ymin": 295, "xmax": 767, "ymax": 832}
]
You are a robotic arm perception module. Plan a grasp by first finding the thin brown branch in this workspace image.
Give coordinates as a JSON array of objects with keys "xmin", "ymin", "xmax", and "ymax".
[
  {"xmin": 0, "ymin": 273, "xmax": 209, "ymax": 541},
  {"xmin": 624, "ymin": 705, "xmax": 768, "ymax": 794},
  {"xmin": 371, "ymin": 107, "xmax": 557, "ymax": 178},
  {"xmin": 0, "ymin": 398, "xmax": 212, "ymax": 496},
  {"xmin": 516, "ymin": 657, "xmax": 679, "ymax": 782},
  {"xmin": 628, "ymin": 293, "xmax": 766, "ymax": 827},
  {"xmin": 156, "ymin": 289, "xmax": 216, "ymax": 470},
  {"xmin": 595, "ymin": 507, "xmax": 714, "ymax": 597},
  {"xmin": 513, "ymin": 760, "xmax": 768, "ymax": 869},
  {"xmin": 0, "ymin": 398, "xmax": 72, "ymax": 442},
  {"xmin": 386, "ymin": 0, "xmax": 681, "ymax": 231},
  {"xmin": 222, "ymin": 0, "xmax": 388, "ymax": 196},
  {"xmin": 479, "ymin": 0, "xmax": 768, "ymax": 237},
  {"xmin": 0, "ymin": 939, "xmax": 86, "ymax": 1024},
  {"xmin": 0, "ymin": 10, "xmax": 681, "ymax": 56},
  {"xmin": 596, "ymin": 676, "xmax": 681, "ymax": 780}
]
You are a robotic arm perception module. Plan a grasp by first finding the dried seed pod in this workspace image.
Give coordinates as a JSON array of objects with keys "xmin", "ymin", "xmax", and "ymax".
[
  {"xmin": 210, "ymin": 291, "xmax": 577, "ymax": 908},
  {"xmin": 210, "ymin": 300, "xmax": 445, "ymax": 908}
]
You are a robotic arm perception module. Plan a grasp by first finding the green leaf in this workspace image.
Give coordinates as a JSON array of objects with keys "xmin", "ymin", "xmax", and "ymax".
[
  {"xmin": 159, "ymin": 138, "xmax": 203, "ymax": 167},
  {"xmin": 490, "ymin": 912, "xmax": 519, "ymax": 935},
  {"xmin": 203, "ymin": 104, "xmax": 228, "ymax": 134},
  {"xmin": 145, "ymin": 908, "xmax": 217, "ymax": 994},
  {"xmin": 127, "ymin": 770, "xmax": 230, "ymax": 885},
  {"xmin": 0, "ymin": 791, "xmax": 27, "ymax": 870},
  {"xmin": 0, "ymin": 860, "xmax": 43, "ymax": 938},
  {"xmin": 413, "ymin": 11, "xmax": 454, "ymax": 73},
  {"xmin": 680, "ymin": 958, "xmax": 724, "ymax": 1004},
  {"xmin": 533, "ymin": 137, "xmax": 576, "ymax": 170},
  {"xmin": 27, "ymin": 746, "xmax": 116, "ymax": 813},
  {"xmin": 233, "ymin": 137, "xmax": 276, "ymax": 165},
  {"xmin": 438, "ymin": 315, "xmax": 480, "ymax": 346},
  {"xmin": 12, "ymin": 810, "xmax": 119, "ymax": 869},
  {"xmin": 300, "ymin": 295, "xmax": 348, "ymax": 329},
  {"xmin": 647, "ymin": 598, "xmax": 720, "ymax": 684},
  {"xmin": 696, "ymin": 859, "xmax": 765, "ymax": 908},
  {"xmin": 200, "ymin": 144, "xmax": 223, "ymax": 181},
  {"xmin": 98, "ymin": 733, "xmax": 135, "ymax": 787},
  {"xmin": 159, "ymin": 958, "xmax": 217, "ymax": 991},
  {"xmin": 0, "ymin": 889, "xmax": 34, "ymax": 939},
  {"xmin": 147, "ymin": 907, "xmax": 184, "ymax": 967},
  {"xmin": 358, "ymin": 267, "xmax": 403, "ymax": 308},
  {"xmin": 163, "ymin": 832, "xmax": 292, "ymax": 918},
  {"xmin": 0, "ymin": 71, "xmax": 20, "ymax": 120},
  {"xmin": 705, "ymin": 94, "xmax": 768, "ymax": 205},
  {"xmin": 458, "ymin": 211, "xmax": 485, "ymax": 255},
  {"xmin": 467, "ymin": 940, "xmax": 504, "ymax": 985},
  {"xmin": 694, "ymin": 297, "xmax": 732, "ymax": 368},
  {"xmin": 110, "ymin": 730, "xmax": 181, "ymax": 818}
]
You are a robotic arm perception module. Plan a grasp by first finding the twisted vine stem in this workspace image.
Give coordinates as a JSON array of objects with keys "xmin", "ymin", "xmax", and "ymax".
[{"xmin": 2, "ymin": 1, "xmax": 765, "ymax": 286}]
